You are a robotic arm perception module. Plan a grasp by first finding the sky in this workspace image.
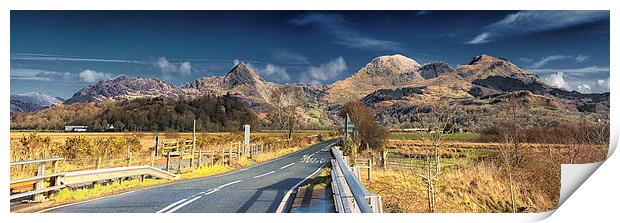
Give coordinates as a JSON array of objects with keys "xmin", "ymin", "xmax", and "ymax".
[{"xmin": 10, "ymin": 10, "xmax": 610, "ymax": 99}]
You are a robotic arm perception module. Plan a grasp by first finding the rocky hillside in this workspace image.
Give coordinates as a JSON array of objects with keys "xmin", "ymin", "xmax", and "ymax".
[
  {"xmin": 10, "ymin": 92, "xmax": 64, "ymax": 112},
  {"xmin": 362, "ymin": 55, "xmax": 609, "ymax": 129},
  {"xmin": 65, "ymin": 75, "xmax": 185, "ymax": 104},
  {"xmin": 42, "ymin": 54, "xmax": 609, "ymax": 130}
]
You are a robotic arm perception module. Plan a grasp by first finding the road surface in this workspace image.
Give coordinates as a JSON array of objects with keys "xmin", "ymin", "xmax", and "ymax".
[{"xmin": 43, "ymin": 139, "xmax": 337, "ymax": 213}]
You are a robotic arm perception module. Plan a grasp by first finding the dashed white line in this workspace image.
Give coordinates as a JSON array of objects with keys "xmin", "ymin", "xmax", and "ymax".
[
  {"xmin": 217, "ymin": 180, "xmax": 243, "ymax": 189},
  {"xmin": 253, "ymin": 171, "xmax": 276, "ymax": 179},
  {"xmin": 280, "ymin": 163, "xmax": 295, "ymax": 169},
  {"xmin": 165, "ymin": 195, "xmax": 202, "ymax": 213},
  {"xmin": 156, "ymin": 198, "xmax": 188, "ymax": 213}
]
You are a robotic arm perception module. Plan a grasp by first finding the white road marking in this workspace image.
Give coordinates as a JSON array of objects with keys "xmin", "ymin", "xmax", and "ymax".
[
  {"xmin": 280, "ymin": 163, "xmax": 295, "ymax": 169},
  {"xmin": 275, "ymin": 163, "xmax": 327, "ymax": 213},
  {"xmin": 165, "ymin": 195, "xmax": 202, "ymax": 213},
  {"xmin": 217, "ymin": 180, "xmax": 243, "ymax": 189},
  {"xmin": 156, "ymin": 198, "xmax": 188, "ymax": 213},
  {"xmin": 253, "ymin": 171, "xmax": 276, "ymax": 179}
]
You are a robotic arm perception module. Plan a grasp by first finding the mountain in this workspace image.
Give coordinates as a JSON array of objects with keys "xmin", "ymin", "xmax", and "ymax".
[
  {"xmin": 361, "ymin": 55, "xmax": 609, "ymax": 129},
  {"xmin": 182, "ymin": 62, "xmax": 277, "ymax": 110},
  {"xmin": 322, "ymin": 54, "xmax": 456, "ymax": 104},
  {"xmin": 10, "ymin": 92, "xmax": 64, "ymax": 112},
  {"xmin": 26, "ymin": 54, "xmax": 609, "ymax": 131},
  {"xmin": 65, "ymin": 75, "xmax": 184, "ymax": 104}
]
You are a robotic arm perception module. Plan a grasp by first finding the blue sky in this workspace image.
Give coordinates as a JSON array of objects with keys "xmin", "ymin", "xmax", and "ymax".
[{"xmin": 10, "ymin": 10, "xmax": 610, "ymax": 99}]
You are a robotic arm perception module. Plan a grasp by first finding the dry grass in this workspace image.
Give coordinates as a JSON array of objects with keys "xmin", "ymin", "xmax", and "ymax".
[{"xmin": 364, "ymin": 162, "xmax": 556, "ymax": 213}]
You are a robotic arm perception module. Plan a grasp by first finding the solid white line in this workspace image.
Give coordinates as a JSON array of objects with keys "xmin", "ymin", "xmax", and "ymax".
[
  {"xmin": 165, "ymin": 195, "xmax": 202, "ymax": 213},
  {"xmin": 275, "ymin": 163, "xmax": 327, "ymax": 213},
  {"xmin": 217, "ymin": 180, "xmax": 243, "ymax": 189},
  {"xmin": 280, "ymin": 163, "xmax": 295, "ymax": 169},
  {"xmin": 155, "ymin": 198, "xmax": 188, "ymax": 213},
  {"xmin": 253, "ymin": 171, "xmax": 276, "ymax": 179}
]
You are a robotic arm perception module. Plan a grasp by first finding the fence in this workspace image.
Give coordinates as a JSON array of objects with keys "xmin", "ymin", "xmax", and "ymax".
[
  {"xmin": 10, "ymin": 134, "xmax": 320, "ymax": 203},
  {"xmin": 10, "ymin": 157, "xmax": 64, "ymax": 202}
]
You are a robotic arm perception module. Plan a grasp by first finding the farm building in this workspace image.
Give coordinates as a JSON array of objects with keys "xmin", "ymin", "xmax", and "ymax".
[{"xmin": 64, "ymin": 125, "xmax": 88, "ymax": 132}]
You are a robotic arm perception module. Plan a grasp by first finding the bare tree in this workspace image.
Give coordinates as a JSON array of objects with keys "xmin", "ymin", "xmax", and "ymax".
[
  {"xmin": 495, "ymin": 101, "xmax": 528, "ymax": 213},
  {"xmin": 270, "ymin": 86, "xmax": 299, "ymax": 140},
  {"xmin": 410, "ymin": 100, "xmax": 458, "ymax": 212}
]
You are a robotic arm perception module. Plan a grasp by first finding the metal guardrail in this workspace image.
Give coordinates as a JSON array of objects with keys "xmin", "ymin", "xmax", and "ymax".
[
  {"xmin": 10, "ymin": 157, "xmax": 64, "ymax": 202},
  {"xmin": 10, "ymin": 157, "xmax": 179, "ymax": 202},
  {"xmin": 330, "ymin": 146, "xmax": 383, "ymax": 213},
  {"xmin": 61, "ymin": 165, "xmax": 179, "ymax": 186}
]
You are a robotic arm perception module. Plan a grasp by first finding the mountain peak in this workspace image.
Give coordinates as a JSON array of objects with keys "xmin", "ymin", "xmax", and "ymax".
[
  {"xmin": 369, "ymin": 54, "xmax": 421, "ymax": 69},
  {"xmin": 224, "ymin": 61, "xmax": 265, "ymax": 87},
  {"xmin": 467, "ymin": 54, "xmax": 512, "ymax": 65}
]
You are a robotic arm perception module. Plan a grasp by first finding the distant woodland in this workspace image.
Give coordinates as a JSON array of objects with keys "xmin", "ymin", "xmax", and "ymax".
[{"xmin": 10, "ymin": 94, "xmax": 257, "ymax": 132}]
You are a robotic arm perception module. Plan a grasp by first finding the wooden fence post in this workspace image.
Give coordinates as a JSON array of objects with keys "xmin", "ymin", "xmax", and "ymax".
[
  {"xmin": 33, "ymin": 163, "xmax": 45, "ymax": 202},
  {"xmin": 96, "ymin": 157, "xmax": 102, "ymax": 169},
  {"xmin": 198, "ymin": 147, "xmax": 203, "ymax": 168},
  {"xmin": 190, "ymin": 120, "xmax": 196, "ymax": 168},
  {"xmin": 368, "ymin": 157, "xmax": 373, "ymax": 181},
  {"xmin": 166, "ymin": 152, "xmax": 171, "ymax": 172},
  {"xmin": 150, "ymin": 150, "xmax": 155, "ymax": 166},
  {"xmin": 127, "ymin": 152, "xmax": 132, "ymax": 167}
]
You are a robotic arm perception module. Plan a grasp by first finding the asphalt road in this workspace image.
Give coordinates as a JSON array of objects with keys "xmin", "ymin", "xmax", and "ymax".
[{"xmin": 43, "ymin": 139, "xmax": 337, "ymax": 213}]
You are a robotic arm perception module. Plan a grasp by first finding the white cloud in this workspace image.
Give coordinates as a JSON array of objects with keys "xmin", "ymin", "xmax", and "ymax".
[
  {"xmin": 527, "ymin": 66, "xmax": 609, "ymax": 76},
  {"xmin": 576, "ymin": 54, "xmax": 589, "ymax": 62},
  {"xmin": 545, "ymin": 72, "xmax": 570, "ymax": 90},
  {"xmin": 290, "ymin": 13, "xmax": 400, "ymax": 51},
  {"xmin": 467, "ymin": 32, "xmax": 490, "ymax": 44},
  {"xmin": 302, "ymin": 57, "xmax": 347, "ymax": 83},
  {"xmin": 154, "ymin": 57, "xmax": 192, "ymax": 75},
  {"xmin": 179, "ymin": 61, "xmax": 192, "ymax": 75},
  {"xmin": 11, "ymin": 53, "xmax": 143, "ymax": 64},
  {"xmin": 245, "ymin": 62, "xmax": 291, "ymax": 83},
  {"xmin": 597, "ymin": 79, "xmax": 608, "ymax": 87},
  {"xmin": 531, "ymin": 55, "xmax": 570, "ymax": 68},
  {"xmin": 78, "ymin": 69, "xmax": 112, "ymax": 83},
  {"xmin": 467, "ymin": 11, "xmax": 608, "ymax": 44},
  {"xmin": 233, "ymin": 59, "xmax": 241, "ymax": 66},
  {"xmin": 155, "ymin": 57, "xmax": 177, "ymax": 74},
  {"xmin": 577, "ymin": 84, "xmax": 592, "ymax": 93}
]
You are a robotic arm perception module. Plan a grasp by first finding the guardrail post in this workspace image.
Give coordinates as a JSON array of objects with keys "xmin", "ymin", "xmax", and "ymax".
[{"xmin": 34, "ymin": 162, "xmax": 45, "ymax": 202}]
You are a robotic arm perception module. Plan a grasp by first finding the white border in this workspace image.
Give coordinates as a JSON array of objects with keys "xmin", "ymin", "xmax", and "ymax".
[{"xmin": 2, "ymin": 1, "xmax": 617, "ymax": 223}]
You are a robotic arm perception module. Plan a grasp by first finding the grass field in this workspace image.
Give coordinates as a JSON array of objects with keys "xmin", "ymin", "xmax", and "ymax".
[{"xmin": 388, "ymin": 132, "xmax": 482, "ymax": 141}]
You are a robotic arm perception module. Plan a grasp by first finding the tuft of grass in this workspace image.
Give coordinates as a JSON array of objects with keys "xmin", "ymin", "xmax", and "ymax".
[
  {"xmin": 182, "ymin": 164, "xmax": 233, "ymax": 179},
  {"xmin": 300, "ymin": 166, "xmax": 331, "ymax": 189},
  {"xmin": 51, "ymin": 178, "xmax": 167, "ymax": 203}
]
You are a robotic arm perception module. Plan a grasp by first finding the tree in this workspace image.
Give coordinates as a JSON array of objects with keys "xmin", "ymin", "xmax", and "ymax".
[
  {"xmin": 494, "ymin": 101, "xmax": 528, "ymax": 213},
  {"xmin": 340, "ymin": 102, "xmax": 388, "ymax": 164},
  {"xmin": 270, "ymin": 86, "xmax": 299, "ymax": 140},
  {"xmin": 409, "ymin": 100, "xmax": 458, "ymax": 212}
]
